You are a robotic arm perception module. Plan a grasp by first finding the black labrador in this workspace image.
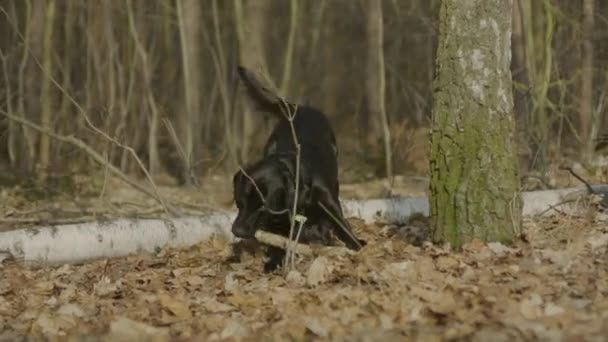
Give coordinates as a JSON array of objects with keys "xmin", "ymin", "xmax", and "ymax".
[{"xmin": 231, "ymin": 66, "xmax": 365, "ymax": 272}]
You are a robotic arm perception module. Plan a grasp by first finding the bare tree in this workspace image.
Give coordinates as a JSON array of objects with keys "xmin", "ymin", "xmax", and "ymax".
[
  {"xmin": 365, "ymin": 0, "xmax": 393, "ymax": 180},
  {"xmin": 17, "ymin": 0, "xmax": 46, "ymax": 173},
  {"xmin": 580, "ymin": 0, "xmax": 595, "ymax": 159},
  {"xmin": 176, "ymin": 0, "xmax": 204, "ymax": 185},
  {"xmin": 37, "ymin": 0, "xmax": 56, "ymax": 183},
  {"xmin": 430, "ymin": 0, "xmax": 522, "ymax": 248},
  {"xmin": 234, "ymin": 0, "xmax": 272, "ymax": 163},
  {"xmin": 511, "ymin": 0, "xmax": 530, "ymax": 125}
]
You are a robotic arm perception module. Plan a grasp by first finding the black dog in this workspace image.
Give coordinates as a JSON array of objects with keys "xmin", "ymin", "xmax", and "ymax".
[{"xmin": 231, "ymin": 66, "xmax": 365, "ymax": 272}]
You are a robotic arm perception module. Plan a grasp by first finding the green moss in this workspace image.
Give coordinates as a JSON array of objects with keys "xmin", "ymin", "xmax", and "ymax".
[{"xmin": 429, "ymin": 0, "xmax": 522, "ymax": 250}]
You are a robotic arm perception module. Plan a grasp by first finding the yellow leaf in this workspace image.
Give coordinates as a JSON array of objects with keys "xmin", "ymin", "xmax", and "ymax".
[{"xmin": 157, "ymin": 292, "xmax": 192, "ymax": 320}]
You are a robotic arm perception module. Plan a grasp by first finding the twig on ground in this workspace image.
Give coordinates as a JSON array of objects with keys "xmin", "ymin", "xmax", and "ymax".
[
  {"xmin": 560, "ymin": 166, "xmax": 595, "ymax": 194},
  {"xmin": 537, "ymin": 201, "xmax": 575, "ymax": 217}
]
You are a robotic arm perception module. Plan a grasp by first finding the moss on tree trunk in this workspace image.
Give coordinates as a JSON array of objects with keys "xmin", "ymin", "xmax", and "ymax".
[{"xmin": 429, "ymin": 0, "xmax": 522, "ymax": 249}]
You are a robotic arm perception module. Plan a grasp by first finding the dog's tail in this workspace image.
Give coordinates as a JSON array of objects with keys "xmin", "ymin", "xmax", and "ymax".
[{"xmin": 237, "ymin": 66, "xmax": 297, "ymax": 118}]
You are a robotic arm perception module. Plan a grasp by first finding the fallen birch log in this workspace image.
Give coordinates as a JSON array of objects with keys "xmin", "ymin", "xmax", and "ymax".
[
  {"xmin": 0, "ymin": 185, "xmax": 602, "ymax": 266},
  {"xmin": 0, "ymin": 213, "xmax": 235, "ymax": 266}
]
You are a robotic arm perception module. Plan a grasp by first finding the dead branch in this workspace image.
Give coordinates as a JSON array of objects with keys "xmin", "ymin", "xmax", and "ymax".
[
  {"xmin": 0, "ymin": 110, "xmax": 175, "ymax": 214},
  {"xmin": 560, "ymin": 166, "xmax": 595, "ymax": 194},
  {"xmin": 0, "ymin": 7, "xmax": 168, "ymax": 214}
]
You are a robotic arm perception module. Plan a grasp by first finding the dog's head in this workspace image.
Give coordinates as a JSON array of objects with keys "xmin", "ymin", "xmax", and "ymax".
[{"xmin": 231, "ymin": 157, "xmax": 303, "ymax": 239}]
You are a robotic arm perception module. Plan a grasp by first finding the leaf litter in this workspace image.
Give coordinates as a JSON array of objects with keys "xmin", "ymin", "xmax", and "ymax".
[{"xmin": 1, "ymin": 209, "xmax": 608, "ymax": 341}]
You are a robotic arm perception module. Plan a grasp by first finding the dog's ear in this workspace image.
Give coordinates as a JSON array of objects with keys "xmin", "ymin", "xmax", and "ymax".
[{"xmin": 314, "ymin": 185, "xmax": 364, "ymax": 250}]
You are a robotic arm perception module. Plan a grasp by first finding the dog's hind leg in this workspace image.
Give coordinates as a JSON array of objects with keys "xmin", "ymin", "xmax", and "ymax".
[{"xmin": 315, "ymin": 186, "xmax": 366, "ymax": 250}]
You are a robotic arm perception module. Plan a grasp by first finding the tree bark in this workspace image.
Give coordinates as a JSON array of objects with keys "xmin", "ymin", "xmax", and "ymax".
[{"xmin": 429, "ymin": 0, "xmax": 522, "ymax": 249}]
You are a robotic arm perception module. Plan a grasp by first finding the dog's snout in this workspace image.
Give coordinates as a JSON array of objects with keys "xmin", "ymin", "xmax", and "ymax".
[
  {"xmin": 231, "ymin": 223, "xmax": 253, "ymax": 239},
  {"xmin": 232, "ymin": 212, "xmax": 257, "ymax": 239}
]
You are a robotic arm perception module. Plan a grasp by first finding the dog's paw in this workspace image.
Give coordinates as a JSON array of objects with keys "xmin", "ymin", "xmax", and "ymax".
[{"xmin": 263, "ymin": 260, "xmax": 282, "ymax": 273}]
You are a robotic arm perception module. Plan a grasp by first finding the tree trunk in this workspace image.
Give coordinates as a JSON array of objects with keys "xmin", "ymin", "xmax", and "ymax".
[
  {"xmin": 177, "ymin": 0, "xmax": 204, "ymax": 185},
  {"xmin": 17, "ymin": 0, "xmax": 45, "ymax": 173},
  {"xmin": 580, "ymin": 0, "xmax": 594, "ymax": 160},
  {"xmin": 364, "ymin": 0, "xmax": 392, "ymax": 180},
  {"xmin": 511, "ymin": 0, "xmax": 530, "ymax": 126},
  {"xmin": 234, "ymin": 0, "xmax": 271, "ymax": 164},
  {"xmin": 279, "ymin": 0, "xmax": 298, "ymax": 96},
  {"xmin": 37, "ymin": 0, "xmax": 56, "ymax": 184},
  {"xmin": 429, "ymin": 0, "xmax": 522, "ymax": 249}
]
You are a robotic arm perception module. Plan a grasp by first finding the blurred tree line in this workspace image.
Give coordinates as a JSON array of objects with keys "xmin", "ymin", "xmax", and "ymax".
[{"xmin": 0, "ymin": 0, "xmax": 606, "ymax": 187}]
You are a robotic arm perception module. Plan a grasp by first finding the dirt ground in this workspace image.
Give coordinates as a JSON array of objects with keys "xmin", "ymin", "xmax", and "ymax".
[
  {"xmin": 1, "ymin": 166, "xmax": 608, "ymax": 341},
  {"xmin": 1, "ymin": 206, "xmax": 608, "ymax": 341}
]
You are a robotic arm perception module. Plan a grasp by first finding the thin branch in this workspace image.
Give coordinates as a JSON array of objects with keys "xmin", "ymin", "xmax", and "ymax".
[
  {"xmin": 0, "ymin": 7, "xmax": 168, "ymax": 213},
  {"xmin": 0, "ymin": 109, "xmax": 172, "ymax": 213}
]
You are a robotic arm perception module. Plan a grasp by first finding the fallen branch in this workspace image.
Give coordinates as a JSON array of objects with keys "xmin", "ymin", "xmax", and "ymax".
[{"xmin": 0, "ymin": 214, "xmax": 235, "ymax": 266}]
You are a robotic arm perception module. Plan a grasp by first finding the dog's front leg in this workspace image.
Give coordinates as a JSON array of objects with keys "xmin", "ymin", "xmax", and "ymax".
[{"xmin": 264, "ymin": 246, "xmax": 286, "ymax": 273}]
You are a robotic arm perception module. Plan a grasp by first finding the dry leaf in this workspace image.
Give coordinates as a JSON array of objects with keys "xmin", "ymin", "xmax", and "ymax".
[
  {"xmin": 93, "ymin": 277, "xmax": 122, "ymax": 297},
  {"xmin": 286, "ymin": 270, "xmax": 305, "ymax": 286},
  {"xmin": 586, "ymin": 233, "xmax": 608, "ymax": 252},
  {"xmin": 158, "ymin": 292, "xmax": 192, "ymax": 320},
  {"xmin": 224, "ymin": 272, "xmax": 238, "ymax": 292},
  {"xmin": 184, "ymin": 275, "xmax": 205, "ymax": 287},
  {"xmin": 307, "ymin": 257, "xmax": 331, "ymax": 287},
  {"xmin": 200, "ymin": 298, "xmax": 235, "ymax": 313},
  {"xmin": 33, "ymin": 281, "xmax": 55, "ymax": 296},
  {"xmin": 304, "ymin": 317, "xmax": 329, "ymax": 338},
  {"xmin": 227, "ymin": 293, "xmax": 263, "ymax": 309},
  {"xmin": 57, "ymin": 303, "xmax": 85, "ymax": 318},
  {"xmin": 32, "ymin": 314, "xmax": 61, "ymax": 336},
  {"xmin": 539, "ymin": 249, "xmax": 570, "ymax": 266},
  {"xmin": 220, "ymin": 320, "xmax": 249, "ymax": 340},
  {"xmin": 436, "ymin": 256, "xmax": 459, "ymax": 271},
  {"xmin": 108, "ymin": 316, "xmax": 169, "ymax": 342},
  {"xmin": 428, "ymin": 291, "xmax": 457, "ymax": 315},
  {"xmin": 520, "ymin": 294, "xmax": 543, "ymax": 320},
  {"xmin": 543, "ymin": 302, "xmax": 565, "ymax": 316},
  {"xmin": 487, "ymin": 242, "xmax": 516, "ymax": 257},
  {"xmin": 271, "ymin": 288, "xmax": 294, "ymax": 308}
]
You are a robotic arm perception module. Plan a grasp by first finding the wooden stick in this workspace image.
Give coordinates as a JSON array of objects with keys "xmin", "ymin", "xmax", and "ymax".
[{"xmin": 253, "ymin": 230, "xmax": 355, "ymax": 256}]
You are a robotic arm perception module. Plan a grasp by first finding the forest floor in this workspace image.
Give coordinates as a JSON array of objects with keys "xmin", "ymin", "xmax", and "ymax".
[{"xmin": 0, "ymin": 166, "xmax": 607, "ymax": 341}]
